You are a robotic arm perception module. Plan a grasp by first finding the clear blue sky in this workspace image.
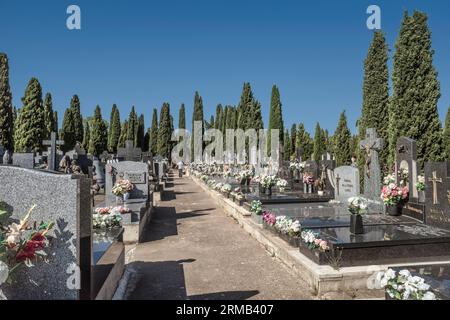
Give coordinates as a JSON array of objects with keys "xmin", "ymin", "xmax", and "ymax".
[{"xmin": 1, "ymin": 0, "xmax": 449, "ymax": 135}]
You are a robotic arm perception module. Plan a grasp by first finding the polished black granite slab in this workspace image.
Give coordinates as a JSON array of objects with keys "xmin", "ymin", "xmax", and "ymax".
[
  {"xmin": 246, "ymin": 192, "xmax": 333, "ymax": 204},
  {"xmin": 391, "ymin": 265, "xmax": 450, "ymax": 300},
  {"xmin": 299, "ymin": 224, "xmax": 450, "ymax": 266},
  {"xmin": 298, "ymin": 214, "xmax": 418, "ymax": 229}
]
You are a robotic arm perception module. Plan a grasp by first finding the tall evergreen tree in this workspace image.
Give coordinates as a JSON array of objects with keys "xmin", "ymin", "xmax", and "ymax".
[
  {"xmin": 290, "ymin": 124, "xmax": 297, "ymax": 159},
  {"xmin": 390, "ymin": 11, "xmax": 443, "ymax": 166},
  {"xmin": 358, "ymin": 31, "xmax": 390, "ymax": 169},
  {"xmin": 158, "ymin": 103, "xmax": 172, "ymax": 158},
  {"xmin": 179, "ymin": 104, "xmax": 186, "ymax": 129},
  {"xmin": 191, "ymin": 91, "xmax": 204, "ymax": 160},
  {"xmin": 89, "ymin": 105, "xmax": 108, "ymax": 156},
  {"xmin": 313, "ymin": 123, "xmax": 326, "ymax": 161},
  {"xmin": 267, "ymin": 85, "xmax": 284, "ymax": 153},
  {"xmin": 82, "ymin": 119, "xmax": 90, "ymax": 151},
  {"xmin": 215, "ymin": 104, "xmax": 223, "ymax": 130},
  {"xmin": 108, "ymin": 105, "xmax": 121, "ymax": 152},
  {"xmin": 444, "ymin": 107, "xmax": 450, "ymax": 159},
  {"xmin": 127, "ymin": 106, "xmax": 138, "ymax": 144},
  {"xmin": 61, "ymin": 107, "xmax": 75, "ymax": 151},
  {"xmin": 149, "ymin": 108, "xmax": 158, "ymax": 155},
  {"xmin": 118, "ymin": 120, "xmax": 128, "ymax": 149},
  {"xmin": 70, "ymin": 95, "xmax": 84, "ymax": 144},
  {"xmin": 0, "ymin": 53, "xmax": 14, "ymax": 150},
  {"xmin": 237, "ymin": 83, "xmax": 254, "ymax": 130},
  {"xmin": 283, "ymin": 129, "xmax": 291, "ymax": 161},
  {"xmin": 53, "ymin": 111, "xmax": 58, "ymax": 137},
  {"xmin": 14, "ymin": 78, "xmax": 45, "ymax": 152},
  {"xmin": 43, "ymin": 93, "xmax": 54, "ymax": 139},
  {"xmin": 137, "ymin": 114, "xmax": 145, "ymax": 149},
  {"xmin": 296, "ymin": 123, "xmax": 312, "ymax": 160},
  {"xmin": 334, "ymin": 111, "xmax": 352, "ymax": 166}
]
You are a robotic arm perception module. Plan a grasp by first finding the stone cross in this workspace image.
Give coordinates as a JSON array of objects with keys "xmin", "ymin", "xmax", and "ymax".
[
  {"xmin": 360, "ymin": 128, "xmax": 383, "ymax": 201},
  {"xmin": 428, "ymin": 171, "xmax": 443, "ymax": 205},
  {"xmin": 117, "ymin": 140, "xmax": 141, "ymax": 161},
  {"xmin": 43, "ymin": 132, "xmax": 65, "ymax": 171},
  {"xmin": 335, "ymin": 174, "xmax": 341, "ymax": 196}
]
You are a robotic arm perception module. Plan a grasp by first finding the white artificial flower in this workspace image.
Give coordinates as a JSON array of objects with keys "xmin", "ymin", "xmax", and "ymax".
[
  {"xmin": 399, "ymin": 269, "xmax": 411, "ymax": 278},
  {"xmin": 422, "ymin": 291, "xmax": 436, "ymax": 300}
]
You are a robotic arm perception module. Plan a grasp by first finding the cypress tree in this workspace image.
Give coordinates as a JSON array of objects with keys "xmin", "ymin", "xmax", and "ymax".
[
  {"xmin": 82, "ymin": 119, "xmax": 90, "ymax": 151},
  {"xmin": 61, "ymin": 107, "xmax": 75, "ymax": 151},
  {"xmin": 334, "ymin": 111, "xmax": 352, "ymax": 166},
  {"xmin": 237, "ymin": 83, "xmax": 254, "ymax": 130},
  {"xmin": 0, "ymin": 53, "xmax": 14, "ymax": 150},
  {"xmin": 267, "ymin": 85, "xmax": 284, "ymax": 153},
  {"xmin": 143, "ymin": 131, "xmax": 150, "ymax": 152},
  {"xmin": 444, "ymin": 107, "xmax": 450, "ymax": 159},
  {"xmin": 179, "ymin": 104, "xmax": 186, "ymax": 129},
  {"xmin": 108, "ymin": 105, "xmax": 121, "ymax": 153},
  {"xmin": 390, "ymin": 11, "xmax": 443, "ymax": 165},
  {"xmin": 149, "ymin": 108, "xmax": 158, "ymax": 155},
  {"xmin": 53, "ymin": 111, "xmax": 58, "ymax": 137},
  {"xmin": 70, "ymin": 95, "xmax": 84, "ymax": 144},
  {"xmin": 127, "ymin": 106, "xmax": 138, "ymax": 143},
  {"xmin": 283, "ymin": 129, "xmax": 291, "ymax": 161},
  {"xmin": 290, "ymin": 124, "xmax": 297, "ymax": 159},
  {"xmin": 14, "ymin": 78, "xmax": 45, "ymax": 152},
  {"xmin": 89, "ymin": 105, "xmax": 108, "ymax": 156},
  {"xmin": 158, "ymin": 103, "xmax": 172, "ymax": 158},
  {"xmin": 215, "ymin": 104, "xmax": 223, "ymax": 130},
  {"xmin": 296, "ymin": 123, "xmax": 313, "ymax": 160},
  {"xmin": 313, "ymin": 123, "xmax": 326, "ymax": 161},
  {"xmin": 43, "ymin": 93, "xmax": 54, "ymax": 139},
  {"xmin": 118, "ymin": 120, "xmax": 128, "ymax": 149},
  {"xmin": 137, "ymin": 114, "xmax": 145, "ymax": 149},
  {"xmin": 358, "ymin": 31, "xmax": 390, "ymax": 168},
  {"xmin": 191, "ymin": 91, "xmax": 204, "ymax": 160}
]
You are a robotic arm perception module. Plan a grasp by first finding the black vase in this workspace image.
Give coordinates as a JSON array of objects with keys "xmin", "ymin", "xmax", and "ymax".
[
  {"xmin": 246, "ymin": 177, "xmax": 251, "ymax": 186},
  {"xmin": 350, "ymin": 214, "xmax": 364, "ymax": 234},
  {"xmin": 387, "ymin": 204, "xmax": 403, "ymax": 216},
  {"xmin": 267, "ymin": 187, "xmax": 272, "ymax": 197}
]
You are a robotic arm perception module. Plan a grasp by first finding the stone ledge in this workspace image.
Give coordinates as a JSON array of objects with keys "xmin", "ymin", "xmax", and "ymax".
[{"xmin": 191, "ymin": 176, "xmax": 450, "ymax": 299}]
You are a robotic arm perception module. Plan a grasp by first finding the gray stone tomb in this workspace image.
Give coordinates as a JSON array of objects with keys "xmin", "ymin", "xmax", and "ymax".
[
  {"xmin": 12, "ymin": 152, "xmax": 35, "ymax": 169},
  {"xmin": 328, "ymin": 165, "xmax": 360, "ymax": 203},
  {"xmin": 424, "ymin": 161, "xmax": 450, "ymax": 230}
]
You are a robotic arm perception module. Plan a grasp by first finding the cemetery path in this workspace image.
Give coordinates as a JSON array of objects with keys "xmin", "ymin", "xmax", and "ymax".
[{"xmin": 126, "ymin": 173, "xmax": 314, "ymax": 300}]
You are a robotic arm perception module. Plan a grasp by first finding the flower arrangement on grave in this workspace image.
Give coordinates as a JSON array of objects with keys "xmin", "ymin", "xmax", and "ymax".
[
  {"xmin": 262, "ymin": 211, "xmax": 277, "ymax": 226},
  {"xmin": 302, "ymin": 173, "xmax": 314, "ymax": 185},
  {"xmin": 112, "ymin": 179, "xmax": 134, "ymax": 197},
  {"xmin": 274, "ymin": 216, "xmax": 301, "ymax": 237},
  {"xmin": 376, "ymin": 269, "xmax": 437, "ymax": 300},
  {"xmin": 347, "ymin": 197, "xmax": 368, "ymax": 215},
  {"xmin": 221, "ymin": 184, "xmax": 232, "ymax": 196},
  {"xmin": 93, "ymin": 211, "xmax": 122, "ymax": 229},
  {"xmin": 200, "ymin": 175, "xmax": 209, "ymax": 182},
  {"xmin": 0, "ymin": 204, "xmax": 54, "ymax": 289},
  {"xmin": 276, "ymin": 179, "xmax": 288, "ymax": 192},
  {"xmin": 213, "ymin": 182, "xmax": 223, "ymax": 191},
  {"xmin": 289, "ymin": 161, "xmax": 303, "ymax": 172},
  {"xmin": 237, "ymin": 169, "xmax": 253, "ymax": 185},
  {"xmin": 416, "ymin": 175, "xmax": 426, "ymax": 192},
  {"xmin": 381, "ymin": 174, "xmax": 409, "ymax": 216},
  {"xmin": 301, "ymin": 229, "xmax": 329, "ymax": 252},
  {"xmin": 398, "ymin": 167, "xmax": 409, "ymax": 186},
  {"xmin": 94, "ymin": 206, "xmax": 132, "ymax": 216},
  {"xmin": 250, "ymin": 200, "xmax": 263, "ymax": 216}
]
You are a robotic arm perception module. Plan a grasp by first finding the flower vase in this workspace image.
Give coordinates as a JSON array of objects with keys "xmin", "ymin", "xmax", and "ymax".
[
  {"xmin": 308, "ymin": 184, "xmax": 313, "ymax": 194},
  {"xmin": 123, "ymin": 192, "xmax": 130, "ymax": 203},
  {"xmin": 240, "ymin": 179, "xmax": 246, "ymax": 186},
  {"xmin": 266, "ymin": 187, "xmax": 272, "ymax": 197},
  {"xmin": 259, "ymin": 185, "xmax": 266, "ymax": 195},
  {"xmin": 350, "ymin": 214, "xmax": 364, "ymax": 234},
  {"xmin": 303, "ymin": 184, "xmax": 307, "ymax": 193},
  {"xmin": 387, "ymin": 203, "xmax": 403, "ymax": 216},
  {"xmin": 246, "ymin": 178, "xmax": 251, "ymax": 186},
  {"xmin": 418, "ymin": 191, "xmax": 425, "ymax": 203}
]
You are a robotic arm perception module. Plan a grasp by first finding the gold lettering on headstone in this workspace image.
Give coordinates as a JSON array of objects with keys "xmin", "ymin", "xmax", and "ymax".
[{"xmin": 428, "ymin": 171, "xmax": 442, "ymax": 205}]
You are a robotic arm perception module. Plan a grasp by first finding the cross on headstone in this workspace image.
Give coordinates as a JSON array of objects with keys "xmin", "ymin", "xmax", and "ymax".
[
  {"xmin": 117, "ymin": 140, "xmax": 142, "ymax": 161},
  {"xmin": 428, "ymin": 171, "xmax": 443, "ymax": 205},
  {"xmin": 359, "ymin": 128, "xmax": 384, "ymax": 210},
  {"xmin": 335, "ymin": 174, "xmax": 341, "ymax": 196},
  {"xmin": 43, "ymin": 132, "xmax": 64, "ymax": 171}
]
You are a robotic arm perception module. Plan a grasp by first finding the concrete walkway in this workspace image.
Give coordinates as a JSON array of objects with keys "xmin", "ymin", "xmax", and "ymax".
[{"xmin": 126, "ymin": 172, "xmax": 314, "ymax": 300}]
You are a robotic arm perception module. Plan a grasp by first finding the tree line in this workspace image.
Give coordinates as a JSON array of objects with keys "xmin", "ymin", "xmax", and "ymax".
[{"xmin": 0, "ymin": 10, "xmax": 449, "ymax": 166}]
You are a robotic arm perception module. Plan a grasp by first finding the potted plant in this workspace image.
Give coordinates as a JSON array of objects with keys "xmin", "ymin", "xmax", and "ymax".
[
  {"xmin": 416, "ymin": 175, "xmax": 426, "ymax": 203},
  {"xmin": 347, "ymin": 196, "xmax": 368, "ymax": 234},
  {"xmin": 112, "ymin": 179, "xmax": 134, "ymax": 203},
  {"xmin": 262, "ymin": 210, "xmax": 277, "ymax": 230},
  {"xmin": 250, "ymin": 200, "xmax": 263, "ymax": 223},
  {"xmin": 381, "ymin": 174, "xmax": 409, "ymax": 216},
  {"xmin": 262, "ymin": 175, "xmax": 277, "ymax": 196},
  {"xmin": 274, "ymin": 216, "xmax": 301, "ymax": 247},
  {"xmin": 221, "ymin": 184, "xmax": 232, "ymax": 198}
]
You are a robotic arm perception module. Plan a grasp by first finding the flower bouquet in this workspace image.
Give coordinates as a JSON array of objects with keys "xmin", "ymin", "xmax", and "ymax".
[
  {"xmin": 1, "ymin": 204, "xmax": 54, "ymax": 292},
  {"xmin": 260, "ymin": 175, "xmax": 278, "ymax": 196},
  {"xmin": 250, "ymin": 200, "xmax": 263, "ymax": 216},
  {"xmin": 262, "ymin": 211, "xmax": 277, "ymax": 229},
  {"xmin": 347, "ymin": 197, "xmax": 368, "ymax": 234},
  {"xmin": 112, "ymin": 179, "xmax": 134, "ymax": 203},
  {"xmin": 416, "ymin": 175, "xmax": 426, "ymax": 203},
  {"xmin": 381, "ymin": 174, "xmax": 409, "ymax": 216},
  {"xmin": 221, "ymin": 184, "xmax": 232, "ymax": 198},
  {"xmin": 274, "ymin": 216, "xmax": 301, "ymax": 247},
  {"xmin": 301, "ymin": 229, "xmax": 329, "ymax": 252},
  {"xmin": 376, "ymin": 269, "xmax": 437, "ymax": 300},
  {"xmin": 276, "ymin": 179, "xmax": 288, "ymax": 193},
  {"xmin": 302, "ymin": 173, "xmax": 315, "ymax": 193},
  {"xmin": 93, "ymin": 211, "xmax": 122, "ymax": 229}
]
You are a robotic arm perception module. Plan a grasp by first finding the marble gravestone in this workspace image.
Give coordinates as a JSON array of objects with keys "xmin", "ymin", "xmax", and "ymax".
[
  {"xmin": 360, "ymin": 128, "xmax": 384, "ymax": 212},
  {"xmin": 12, "ymin": 152, "xmax": 35, "ymax": 169},
  {"xmin": 328, "ymin": 166, "xmax": 360, "ymax": 203},
  {"xmin": 396, "ymin": 137, "xmax": 419, "ymax": 201},
  {"xmin": 105, "ymin": 161, "xmax": 149, "ymax": 200},
  {"xmin": 424, "ymin": 162, "xmax": 450, "ymax": 230},
  {"xmin": 153, "ymin": 155, "xmax": 165, "ymax": 181},
  {"xmin": 0, "ymin": 166, "xmax": 92, "ymax": 300}
]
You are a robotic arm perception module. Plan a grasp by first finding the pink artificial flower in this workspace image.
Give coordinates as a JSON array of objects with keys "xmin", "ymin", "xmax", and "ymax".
[
  {"xmin": 314, "ymin": 239, "xmax": 321, "ymax": 245},
  {"xmin": 319, "ymin": 241, "xmax": 329, "ymax": 251}
]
